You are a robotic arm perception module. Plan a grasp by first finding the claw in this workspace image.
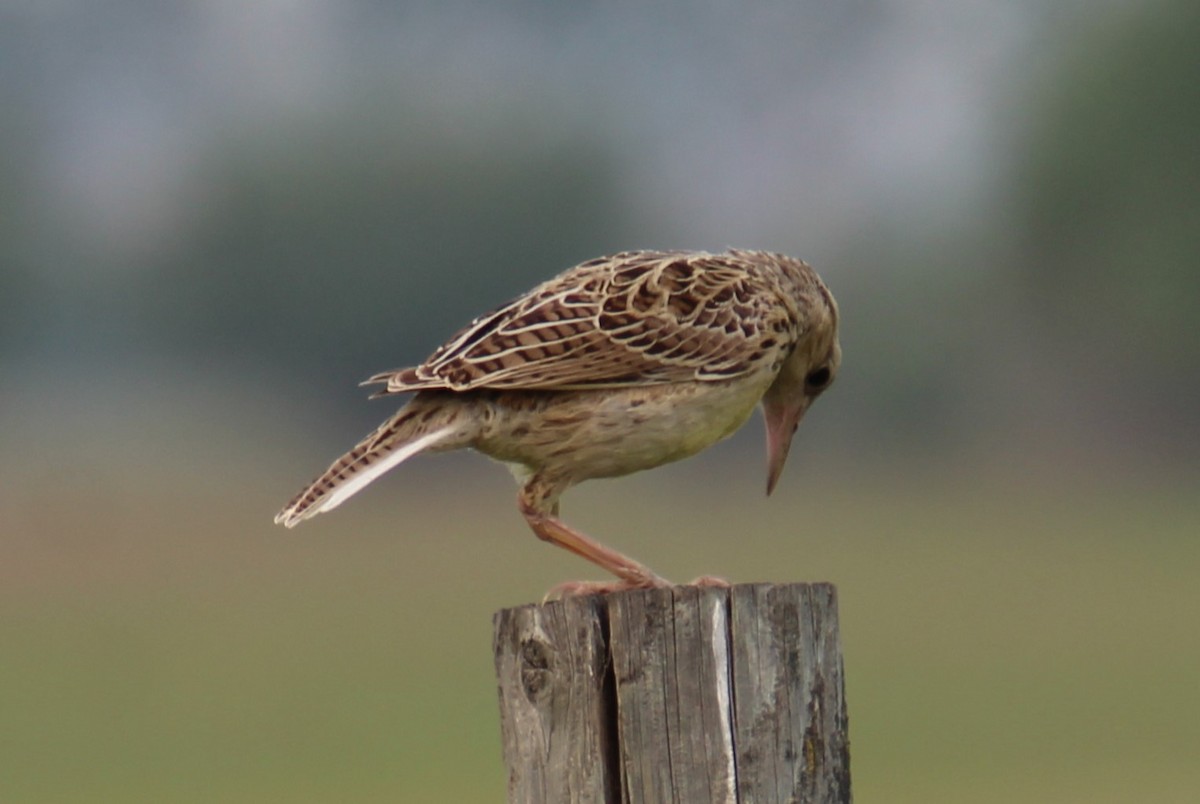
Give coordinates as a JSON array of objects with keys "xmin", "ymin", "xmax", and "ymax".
[
  {"xmin": 686, "ymin": 575, "xmax": 731, "ymax": 588},
  {"xmin": 542, "ymin": 576, "xmax": 671, "ymax": 602}
]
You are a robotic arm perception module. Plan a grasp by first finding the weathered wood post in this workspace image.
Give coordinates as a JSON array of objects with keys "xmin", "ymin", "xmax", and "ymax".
[{"xmin": 493, "ymin": 583, "xmax": 850, "ymax": 803}]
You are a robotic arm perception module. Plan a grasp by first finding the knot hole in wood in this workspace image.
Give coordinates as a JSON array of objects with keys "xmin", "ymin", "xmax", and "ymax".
[{"xmin": 519, "ymin": 636, "xmax": 552, "ymax": 701}]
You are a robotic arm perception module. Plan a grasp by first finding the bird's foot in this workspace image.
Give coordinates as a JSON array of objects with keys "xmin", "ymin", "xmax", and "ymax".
[
  {"xmin": 542, "ymin": 576, "xmax": 671, "ymax": 602},
  {"xmin": 686, "ymin": 575, "xmax": 732, "ymax": 588}
]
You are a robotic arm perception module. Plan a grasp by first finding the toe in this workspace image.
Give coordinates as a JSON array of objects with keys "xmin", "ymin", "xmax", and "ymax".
[
  {"xmin": 542, "ymin": 576, "xmax": 671, "ymax": 601},
  {"xmin": 687, "ymin": 575, "xmax": 732, "ymax": 588}
]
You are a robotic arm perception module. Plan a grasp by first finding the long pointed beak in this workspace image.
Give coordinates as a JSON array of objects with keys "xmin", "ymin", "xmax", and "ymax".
[{"xmin": 763, "ymin": 396, "xmax": 809, "ymax": 496}]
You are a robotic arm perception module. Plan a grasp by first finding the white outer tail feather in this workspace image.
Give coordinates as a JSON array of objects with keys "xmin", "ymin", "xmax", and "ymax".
[{"xmin": 277, "ymin": 424, "xmax": 461, "ymax": 528}]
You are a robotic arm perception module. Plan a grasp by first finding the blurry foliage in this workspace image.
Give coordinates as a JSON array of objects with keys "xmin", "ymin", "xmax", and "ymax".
[
  {"xmin": 135, "ymin": 108, "xmax": 627, "ymax": 391},
  {"xmin": 0, "ymin": 124, "xmax": 35, "ymax": 359},
  {"xmin": 1012, "ymin": 0, "xmax": 1199, "ymax": 380},
  {"xmin": 0, "ymin": 236, "xmax": 25, "ymax": 358}
]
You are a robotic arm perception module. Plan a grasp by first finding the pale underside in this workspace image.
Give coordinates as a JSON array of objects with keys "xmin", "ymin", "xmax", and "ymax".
[{"xmin": 468, "ymin": 370, "xmax": 779, "ymax": 485}]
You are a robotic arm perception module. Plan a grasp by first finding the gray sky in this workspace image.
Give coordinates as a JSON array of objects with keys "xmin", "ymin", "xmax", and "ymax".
[{"xmin": 6, "ymin": 1, "xmax": 1064, "ymax": 277}]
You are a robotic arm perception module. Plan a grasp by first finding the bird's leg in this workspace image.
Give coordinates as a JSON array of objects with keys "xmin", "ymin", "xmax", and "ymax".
[{"xmin": 518, "ymin": 481, "xmax": 670, "ymax": 592}]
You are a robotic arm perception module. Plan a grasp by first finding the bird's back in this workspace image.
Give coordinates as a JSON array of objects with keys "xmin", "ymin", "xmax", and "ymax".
[{"xmin": 365, "ymin": 249, "xmax": 814, "ymax": 396}]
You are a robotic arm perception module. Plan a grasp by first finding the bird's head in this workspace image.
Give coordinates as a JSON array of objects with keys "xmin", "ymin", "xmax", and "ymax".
[{"xmin": 762, "ymin": 280, "xmax": 840, "ymax": 495}]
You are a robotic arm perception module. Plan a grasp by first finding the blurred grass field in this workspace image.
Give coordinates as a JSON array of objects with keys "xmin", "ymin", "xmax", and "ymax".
[{"xmin": 2, "ymin": 406, "xmax": 1198, "ymax": 803}]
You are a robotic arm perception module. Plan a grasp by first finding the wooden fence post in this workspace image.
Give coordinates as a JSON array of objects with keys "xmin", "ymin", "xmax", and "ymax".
[{"xmin": 493, "ymin": 583, "xmax": 850, "ymax": 803}]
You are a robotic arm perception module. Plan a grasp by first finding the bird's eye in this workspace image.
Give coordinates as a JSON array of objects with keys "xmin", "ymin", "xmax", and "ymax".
[{"xmin": 805, "ymin": 366, "xmax": 832, "ymax": 390}]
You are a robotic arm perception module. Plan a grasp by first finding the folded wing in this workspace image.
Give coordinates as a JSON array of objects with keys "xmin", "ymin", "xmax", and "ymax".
[{"xmin": 365, "ymin": 250, "xmax": 800, "ymax": 396}]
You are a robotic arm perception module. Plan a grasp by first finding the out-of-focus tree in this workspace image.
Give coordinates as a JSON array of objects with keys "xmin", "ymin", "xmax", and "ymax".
[
  {"xmin": 0, "ymin": 118, "xmax": 35, "ymax": 360},
  {"xmin": 134, "ymin": 103, "xmax": 627, "ymax": 394},
  {"xmin": 1009, "ymin": 0, "xmax": 1199, "ymax": 392}
]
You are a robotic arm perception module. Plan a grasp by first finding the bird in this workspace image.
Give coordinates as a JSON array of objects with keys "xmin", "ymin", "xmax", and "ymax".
[{"xmin": 275, "ymin": 249, "xmax": 840, "ymax": 593}]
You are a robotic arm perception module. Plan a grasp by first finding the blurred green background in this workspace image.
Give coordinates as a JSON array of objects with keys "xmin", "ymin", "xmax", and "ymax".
[{"xmin": 2, "ymin": 1, "xmax": 1198, "ymax": 801}]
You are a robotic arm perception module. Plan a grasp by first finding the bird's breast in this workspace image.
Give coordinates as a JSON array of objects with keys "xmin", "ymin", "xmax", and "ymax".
[{"xmin": 472, "ymin": 374, "xmax": 774, "ymax": 482}]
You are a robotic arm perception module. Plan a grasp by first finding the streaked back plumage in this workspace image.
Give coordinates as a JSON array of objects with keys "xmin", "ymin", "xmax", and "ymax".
[{"xmin": 364, "ymin": 250, "xmax": 827, "ymax": 395}]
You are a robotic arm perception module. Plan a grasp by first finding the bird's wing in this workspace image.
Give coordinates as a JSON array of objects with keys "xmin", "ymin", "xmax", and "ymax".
[{"xmin": 365, "ymin": 250, "xmax": 802, "ymax": 394}]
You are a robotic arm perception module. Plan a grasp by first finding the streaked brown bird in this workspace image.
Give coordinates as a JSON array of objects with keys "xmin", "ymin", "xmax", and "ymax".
[{"xmin": 275, "ymin": 249, "xmax": 840, "ymax": 591}]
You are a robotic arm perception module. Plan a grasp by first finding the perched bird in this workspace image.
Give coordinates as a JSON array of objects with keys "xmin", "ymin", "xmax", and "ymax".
[{"xmin": 275, "ymin": 249, "xmax": 840, "ymax": 591}]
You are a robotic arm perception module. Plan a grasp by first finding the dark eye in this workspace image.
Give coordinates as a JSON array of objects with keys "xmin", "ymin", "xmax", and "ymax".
[{"xmin": 805, "ymin": 366, "xmax": 832, "ymax": 390}]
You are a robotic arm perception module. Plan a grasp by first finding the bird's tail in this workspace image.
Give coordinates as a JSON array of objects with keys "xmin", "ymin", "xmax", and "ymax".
[{"xmin": 274, "ymin": 396, "xmax": 472, "ymax": 528}]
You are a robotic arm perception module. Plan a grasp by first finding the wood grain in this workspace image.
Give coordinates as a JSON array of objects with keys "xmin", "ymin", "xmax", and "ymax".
[{"xmin": 494, "ymin": 584, "xmax": 850, "ymax": 803}]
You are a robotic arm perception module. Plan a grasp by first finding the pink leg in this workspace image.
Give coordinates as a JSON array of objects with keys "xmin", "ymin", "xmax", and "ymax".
[{"xmin": 518, "ymin": 484, "xmax": 669, "ymax": 592}]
